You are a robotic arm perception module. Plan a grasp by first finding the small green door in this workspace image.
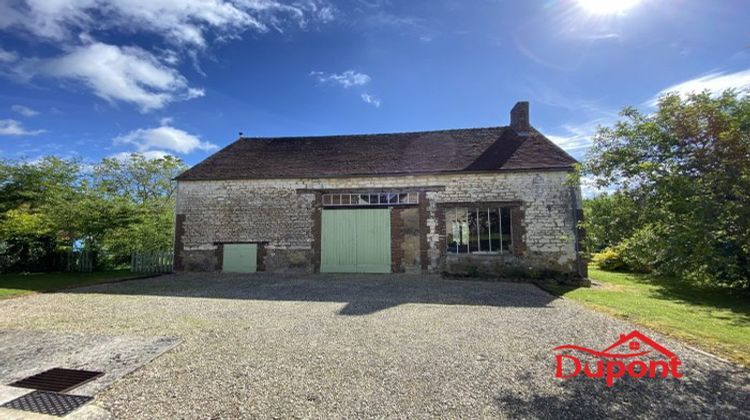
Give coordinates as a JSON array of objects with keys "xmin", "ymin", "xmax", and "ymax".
[
  {"xmin": 223, "ymin": 243, "xmax": 257, "ymax": 273},
  {"xmin": 321, "ymin": 209, "xmax": 391, "ymax": 273}
]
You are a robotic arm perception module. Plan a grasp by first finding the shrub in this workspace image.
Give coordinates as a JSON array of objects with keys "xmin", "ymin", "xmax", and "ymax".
[{"xmin": 591, "ymin": 247, "xmax": 628, "ymax": 271}]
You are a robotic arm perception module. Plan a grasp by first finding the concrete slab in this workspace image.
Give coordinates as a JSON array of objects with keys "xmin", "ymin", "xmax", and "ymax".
[
  {"xmin": 0, "ymin": 404, "xmax": 111, "ymax": 420},
  {"xmin": 0, "ymin": 330, "xmax": 178, "ymax": 418},
  {"xmin": 0, "ymin": 330, "xmax": 179, "ymax": 396}
]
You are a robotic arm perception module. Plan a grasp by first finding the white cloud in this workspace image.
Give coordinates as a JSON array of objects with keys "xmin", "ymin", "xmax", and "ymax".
[
  {"xmin": 311, "ymin": 70, "xmax": 371, "ymax": 88},
  {"xmin": 0, "ymin": 0, "xmax": 335, "ymax": 48},
  {"xmin": 361, "ymin": 93, "xmax": 381, "ymax": 107},
  {"xmin": 648, "ymin": 69, "xmax": 750, "ymax": 106},
  {"xmin": 0, "ymin": 47, "xmax": 17, "ymax": 63},
  {"xmin": 580, "ymin": 175, "xmax": 615, "ymax": 199},
  {"xmin": 11, "ymin": 104, "xmax": 39, "ymax": 117},
  {"xmin": 0, "ymin": 1, "xmax": 334, "ymax": 112},
  {"xmin": 546, "ymin": 117, "xmax": 614, "ymax": 161},
  {"xmin": 22, "ymin": 43, "xmax": 204, "ymax": 112},
  {"xmin": 110, "ymin": 150, "xmax": 173, "ymax": 161},
  {"xmin": 0, "ymin": 119, "xmax": 45, "ymax": 136},
  {"xmin": 114, "ymin": 125, "xmax": 217, "ymax": 154}
]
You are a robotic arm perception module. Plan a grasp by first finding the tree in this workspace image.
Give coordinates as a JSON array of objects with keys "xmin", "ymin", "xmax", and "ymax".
[
  {"xmin": 0, "ymin": 157, "xmax": 82, "ymax": 214},
  {"xmin": 582, "ymin": 192, "xmax": 640, "ymax": 252},
  {"xmin": 0, "ymin": 157, "xmax": 82, "ymax": 271},
  {"xmin": 583, "ymin": 90, "xmax": 750, "ymax": 288},
  {"xmin": 93, "ymin": 154, "xmax": 187, "ymax": 266},
  {"xmin": 94, "ymin": 154, "xmax": 185, "ymax": 206},
  {"xmin": 0, "ymin": 154, "xmax": 187, "ymax": 272}
]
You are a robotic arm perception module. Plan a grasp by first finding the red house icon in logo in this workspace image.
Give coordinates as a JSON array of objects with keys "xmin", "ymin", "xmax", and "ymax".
[{"xmin": 554, "ymin": 330, "xmax": 683, "ymax": 386}]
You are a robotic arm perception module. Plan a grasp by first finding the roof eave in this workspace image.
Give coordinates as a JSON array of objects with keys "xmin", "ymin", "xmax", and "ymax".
[{"xmin": 175, "ymin": 166, "xmax": 576, "ymax": 182}]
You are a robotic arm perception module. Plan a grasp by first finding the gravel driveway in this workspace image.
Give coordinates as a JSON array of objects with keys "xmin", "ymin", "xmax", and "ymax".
[{"xmin": 0, "ymin": 273, "xmax": 747, "ymax": 419}]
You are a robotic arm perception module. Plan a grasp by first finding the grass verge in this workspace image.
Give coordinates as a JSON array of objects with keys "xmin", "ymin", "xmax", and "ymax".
[
  {"xmin": 543, "ymin": 266, "xmax": 750, "ymax": 366},
  {"xmin": 0, "ymin": 270, "xmax": 142, "ymax": 299}
]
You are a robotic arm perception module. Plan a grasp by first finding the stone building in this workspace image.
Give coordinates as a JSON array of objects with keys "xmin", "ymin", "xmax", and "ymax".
[{"xmin": 174, "ymin": 102, "xmax": 586, "ymax": 279}]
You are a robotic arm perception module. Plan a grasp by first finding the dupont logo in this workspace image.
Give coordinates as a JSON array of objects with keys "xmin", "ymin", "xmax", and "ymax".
[{"xmin": 553, "ymin": 330, "xmax": 684, "ymax": 386}]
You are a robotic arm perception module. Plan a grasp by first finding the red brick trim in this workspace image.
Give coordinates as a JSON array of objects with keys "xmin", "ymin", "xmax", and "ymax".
[
  {"xmin": 295, "ymin": 186, "xmax": 446, "ymax": 194},
  {"xmin": 311, "ymin": 192, "xmax": 323, "ymax": 273},
  {"xmin": 257, "ymin": 243, "xmax": 267, "ymax": 272},
  {"xmin": 391, "ymin": 207, "xmax": 404, "ymax": 273},
  {"xmin": 418, "ymin": 191, "xmax": 429, "ymax": 272},
  {"xmin": 436, "ymin": 201, "xmax": 523, "ymax": 208},
  {"xmin": 215, "ymin": 243, "xmax": 224, "ymax": 271},
  {"xmin": 511, "ymin": 207, "xmax": 527, "ymax": 257},
  {"xmin": 435, "ymin": 207, "xmax": 446, "ymax": 261}
]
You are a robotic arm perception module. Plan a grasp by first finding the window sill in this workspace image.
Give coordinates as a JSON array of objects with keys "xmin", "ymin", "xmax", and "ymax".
[{"xmin": 446, "ymin": 252, "xmax": 513, "ymax": 257}]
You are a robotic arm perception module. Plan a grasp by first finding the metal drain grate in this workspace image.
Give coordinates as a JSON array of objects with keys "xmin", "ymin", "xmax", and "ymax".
[
  {"xmin": 1, "ymin": 390, "xmax": 92, "ymax": 417},
  {"xmin": 9, "ymin": 368, "xmax": 104, "ymax": 393}
]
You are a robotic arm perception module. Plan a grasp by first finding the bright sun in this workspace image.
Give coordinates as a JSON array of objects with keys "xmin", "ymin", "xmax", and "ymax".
[{"xmin": 576, "ymin": 0, "xmax": 642, "ymax": 15}]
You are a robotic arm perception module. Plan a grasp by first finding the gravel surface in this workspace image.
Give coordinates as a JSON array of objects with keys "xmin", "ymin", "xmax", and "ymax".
[{"xmin": 0, "ymin": 273, "xmax": 747, "ymax": 419}]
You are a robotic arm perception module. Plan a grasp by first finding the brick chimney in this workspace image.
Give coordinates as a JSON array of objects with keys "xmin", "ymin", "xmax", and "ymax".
[{"xmin": 510, "ymin": 101, "xmax": 530, "ymax": 132}]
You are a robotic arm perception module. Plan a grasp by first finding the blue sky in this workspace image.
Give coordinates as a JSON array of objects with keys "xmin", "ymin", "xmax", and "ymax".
[{"xmin": 0, "ymin": 0, "xmax": 749, "ymax": 167}]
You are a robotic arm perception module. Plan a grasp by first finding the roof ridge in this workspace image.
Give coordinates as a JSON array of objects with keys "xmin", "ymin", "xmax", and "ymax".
[
  {"xmin": 239, "ymin": 126, "xmax": 506, "ymax": 141},
  {"xmin": 175, "ymin": 124, "xmax": 576, "ymax": 181}
]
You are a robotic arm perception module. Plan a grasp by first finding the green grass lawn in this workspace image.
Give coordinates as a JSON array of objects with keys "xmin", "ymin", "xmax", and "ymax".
[
  {"xmin": 545, "ymin": 266, "xmax": 750, "ymax": 366},
  {"xmin": 0, "ymin": 270, "xmax": 140, "ymax": 299}
]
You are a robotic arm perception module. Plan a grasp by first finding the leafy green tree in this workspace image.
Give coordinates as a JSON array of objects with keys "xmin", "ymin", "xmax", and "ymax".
[
  {"xmin": 582, "ymin": 192, "xmax": 641, "ymax": 252},
  {"xmin": 0, "ymin": 153, "xmax": 187, "ymax": 272},
  {"xmin": 0, "ymin": 157, "xmax": 82, "ymax": 214},
  {"xmin": 93, "ymin": 154, "xmax": 186, "ymax": 266},
  {"xmin": 0, "ymin": 157, "xmax": 83, "ymax": 271},
  {"xmin": 94, "ymin": 154, "xmax": 184, "ymax": 205},
  {"xmin": 583, "ymin": 90, "xmax": 750, "ymax": 288}
]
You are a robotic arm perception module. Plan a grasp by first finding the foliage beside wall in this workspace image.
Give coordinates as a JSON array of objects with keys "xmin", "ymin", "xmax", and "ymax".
[
  {"xmin": 581, "ymin": 90, "xmax": 750, "ymax": 289},
  {"xmin": 0, "ymin": 154, "xmax": 186, "ymax": 272}
]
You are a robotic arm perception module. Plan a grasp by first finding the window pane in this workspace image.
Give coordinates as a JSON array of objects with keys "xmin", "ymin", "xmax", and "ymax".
[
  {"xmin": 489, "ymin": 208, "xmax": 500, "ymax": 252},
  {"xmin": 501, "ymin": 207, "xmax": 512, "ymax": 252},
  {"xmin": 478, "ymin": 209, "xmax": 490, "ymax": 251},
  {"xmin": 446, "ymin": 208, "xmax": 469, "ymax": 253},
  {"xmin": 459, "ymin": 209, "xmax": 469, "ymax": 252},
  {"xmin": 322, "ymin": 191, "xmax": 418, "ymax": 207},
  {"xmin": 446, "ymin": 209, "xmax": 457, "ymax": 253},
  {"xmin": 468, "ymin": 209, "xmax": 479, "ymax": 253}
]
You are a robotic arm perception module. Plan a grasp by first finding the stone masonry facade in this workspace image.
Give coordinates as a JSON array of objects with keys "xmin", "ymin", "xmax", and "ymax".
[{"xmin": 174, "ymin": 170, "xmax": 584, "ymax": 278}]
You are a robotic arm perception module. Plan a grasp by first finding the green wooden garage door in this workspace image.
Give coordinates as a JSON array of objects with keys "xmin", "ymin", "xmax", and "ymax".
[
  {"xmin": 321, "ymin": 209, "xmax": 391, "ymax": 273},
  {"xmin": 223, "ymin": 243, "xmax": 257, "ymax": 273}
]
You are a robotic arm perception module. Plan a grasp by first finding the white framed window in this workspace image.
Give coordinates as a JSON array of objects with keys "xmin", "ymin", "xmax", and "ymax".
[
  {"xmin": 322, "ymin": 192, "xmax": 418, "ymax": 207},
  {"xmin": 445, "ymin": 207, "xmax": 513, "ymax": 254}
]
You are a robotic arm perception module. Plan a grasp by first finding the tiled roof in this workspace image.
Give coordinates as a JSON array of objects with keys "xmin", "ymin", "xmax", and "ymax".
[{"xmin": 175, "ymin": 126, "xmax": 576, "ymax": 181}]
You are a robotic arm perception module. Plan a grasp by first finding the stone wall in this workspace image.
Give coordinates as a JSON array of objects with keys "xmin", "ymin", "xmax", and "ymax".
[
  {"xmin": 391, "ymin": 207, "xmax": 421, "ymax": 273},
  {"xmin": 175, "ymin": 171, "xmax": 582, "ymax": 277}
]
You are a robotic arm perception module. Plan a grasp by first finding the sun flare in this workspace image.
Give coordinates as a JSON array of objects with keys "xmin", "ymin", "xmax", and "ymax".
[{"xmin": 576, "ymin": 0, "xmax": 642, "ymax": 15}]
